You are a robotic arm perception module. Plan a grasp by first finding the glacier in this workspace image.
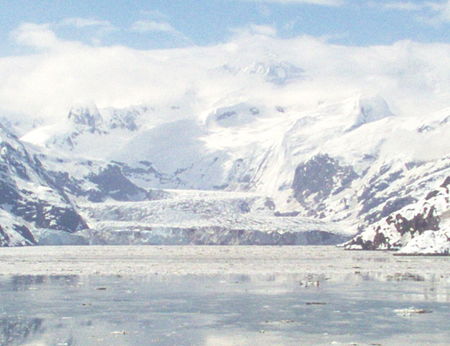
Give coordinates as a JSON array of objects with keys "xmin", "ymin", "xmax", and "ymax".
[{"xmin": 0, "ymin": 62, "xmax": 450, "ymax": 253}]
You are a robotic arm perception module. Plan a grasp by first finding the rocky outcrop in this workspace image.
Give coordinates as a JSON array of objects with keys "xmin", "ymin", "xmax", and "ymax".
[
  {"xmin": 87, "ymin": 163, "xmax": 148, "ymax": 202},
  {"xmin": 344, "ymin": 177, "xmax": 450, "ymax": 253},
  {"xmin": 50, "ymin": 161, "xmax": 167, "ymax": 203},
  {"xmin": 292, "ymin": 154, "xmax": 358, "ymax": 217},
  {"xmin": 109, "ymin": 109, "xmax": 139, "ymax": 131},
  {"xmin": 68, "ymin": 105, "xmax": 106, "ymax": 135},
  {"xmin": 0, "ymin": 125, "xmax": 87, "ymax": 246}
]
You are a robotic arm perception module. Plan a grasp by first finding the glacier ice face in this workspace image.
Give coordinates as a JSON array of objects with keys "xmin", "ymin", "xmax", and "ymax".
[{"xmin": 77, "ymin": 189, "xmax": 350, "ymax": 246}]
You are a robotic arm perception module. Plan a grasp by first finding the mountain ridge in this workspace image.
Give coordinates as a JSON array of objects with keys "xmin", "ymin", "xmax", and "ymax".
[{"xmin": 1, "ymin": 93, "xmax": 450, "ymax": 252}]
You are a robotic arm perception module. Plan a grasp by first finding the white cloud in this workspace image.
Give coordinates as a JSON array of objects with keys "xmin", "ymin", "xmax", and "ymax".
[
  {"xmin": 230, "ymin": 24, "xmax": 278, "ymax": 37},
  {"xmin": 11, "ymin": 23, "xmax": 60, "ymax": 49},
  {"xmin": 380, "ymin": 2, "xmax": 425, "ymax": 11},
  {"xmin": 241, "ymin": 0, "xmax": 345, "ymax": 5},
  {"xmin": 139, "ymin": 10, "xmax": 170, "ymax": 21},
  {"xmin": 130, "ymin": 20, "xmax": 179, "ymax": 34},
  {"xmin": 11, "ymin": 19, "xmax": 118, "ymax": 50},
  {"xmin": 250, "ymin": 24, "xmax": 278, "ymax": 36},
  {"xmin": 129, "ymin": 20, "xmax": 192, "ymax": 46},
  {"xmin": 378, "ymin": 1, "xmax": 450, "ymax": 24},
  {"xmin": 3, "ymin": 22, "xmax": 450, "ymax": 127},
  {"xmin": 58, "ymin": 17, "xmax": 118, "ymax": 46},
  {"xmin": 60, "ymin": 18, "xmax": 113, "ymax": 28},
  {"xmin": 437, "ymin": 0, "xmax": 450, "ymax": 21}
]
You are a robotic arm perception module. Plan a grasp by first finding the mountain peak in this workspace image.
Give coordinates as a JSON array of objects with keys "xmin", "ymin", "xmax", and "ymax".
[
  {"xmin": 221, "ymin": 60, "xmax": 305, "ymax": 85},
  {"xmin": 353, "ymin": 95, "xmax": 393, "ymax": 128},
  {"xmin": 245, "ymin": 61, "xmax": 306, "ymax": 85},
  {"xmin": 68, "ymin": 105, "xmax": 106, "ymax": 134}
]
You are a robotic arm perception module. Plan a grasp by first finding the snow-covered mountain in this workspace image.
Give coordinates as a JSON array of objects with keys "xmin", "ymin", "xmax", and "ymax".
[
  {"xmin": 343, "ymin": 175, "xmax": 450, "ymax": 254},
  {"xmin": 221, "ymin": 60, "xmax": 306, "ymax": 85},
  {"xmin": 2, "ymin": 82, "xmax": 450, "ymax": 252},
  {"xmin": 0, "ymin": 124, "xmax": 86, "ymax": 246}
]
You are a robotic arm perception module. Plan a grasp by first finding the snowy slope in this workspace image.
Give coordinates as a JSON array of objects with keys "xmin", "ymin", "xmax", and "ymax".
[
  {"xmin": 2, "ymin": 77, "xmax": 450, "ymax": 251},
  {"xmin": 343, "ymin": 175, "xmax": 450, "ymax": 254},
  {"xmin": 0, "ymin": 124, "xmax": 87, "ymax": 245}
]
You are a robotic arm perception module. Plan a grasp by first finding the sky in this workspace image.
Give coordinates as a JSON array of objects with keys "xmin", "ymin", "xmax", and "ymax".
[
  {"xmin": 2, "ymin": 0, "xmax": 450, "ymax": 54},
  {"xmin": 2, "ymin": 0, "xmax": 450, "ymax": 122}
]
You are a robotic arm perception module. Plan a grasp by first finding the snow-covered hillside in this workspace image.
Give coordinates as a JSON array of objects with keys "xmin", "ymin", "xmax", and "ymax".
[
  {"xmin": 343, "ymin": 175, "xmax": 450, "ymax": 254},
  {"xmin": 0, "ymin": 124, "xmax": 86, "ymax": 246},
  {"xmin": 2, "ymin": 57, "xmax": 450, "ymax": 252}
]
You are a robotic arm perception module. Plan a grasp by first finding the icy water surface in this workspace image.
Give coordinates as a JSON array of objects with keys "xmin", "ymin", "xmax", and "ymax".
[{"xmin": 0, "ymin": 246, "xmax": 449, "ymax": 346}]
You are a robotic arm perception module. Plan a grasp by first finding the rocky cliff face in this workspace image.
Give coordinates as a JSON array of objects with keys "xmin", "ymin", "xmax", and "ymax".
[
  {"xmin": 0, "ymin": 125, "xmax": 87, "ymax": 246},
  {"xmin": 343, "ymin": 175, "xmax": 450, "ymax": 253},
  {"xmin": 292, "ymin": 154, "xmax": 358, "ymax": 218}
]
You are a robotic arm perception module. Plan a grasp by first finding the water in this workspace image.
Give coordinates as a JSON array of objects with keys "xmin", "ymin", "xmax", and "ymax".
[{"xmin": 0, "ymin": 246, "xmax": 449, "ymax": 346}]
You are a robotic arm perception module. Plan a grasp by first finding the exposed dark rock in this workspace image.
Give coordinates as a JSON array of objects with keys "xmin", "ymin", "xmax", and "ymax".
[
  {"xmin": 345, "ymin": 177, "xmax": 448, "ymax": 251},
  {"xmin": 264, "ymin": 198, "xmax": 276, "ymax": 210},
  {"xmin": 0, "ymin": 226, "xmax": 11, "ymax": 247},
  {"xmin": 357, "ymin": 167, "xmax": 408, "ymax": 224},
  {"xmin": 387, "ymin": 205, "xmax": 440, "ymax": 237},
  {"xmin": 0, "ymin": 124, "xmax": 88, "ymax": 245},
  {"xmin": 380, "ymin": 196, "xmax": 417, "ymax": 218},
  {"xmin": 50, "ymin": 171, "xmax": 86, "ymax": 197},
  {"xmin": 68, "ymin": 106, "xmax": 106, "ymax": 134},
  {"xmin": 235, "ymin": 201, "xmax": 250, "ymax": 213},
  {"xmin": 109, "ymin": 109, "xmax": 138, "ymax": 131},
  {"xmin": 292, "ymin": 154, "xmax": 358, "ymax": 213},
  {"xmin": 217, "ymin": 111, "xmax": 236, "ymax": 121},
  {"xmin": 12, "ymin": 225, "xmax": 35, "ymax": 244},
  {"xmin": 347, "ymin": 227, "xmax": 392, "ymax": 250},
  {"xmin": 274, "ymin": 211, "xmax": 301, "ymax": 217},
  {"xmin": 425, "ymin": 190, "xmax": 439, "ymax": 200},
  {"xmin": 123, "ymin": 162, "xmax": 162, "ymax": 177},
  {"xmin": 51, "ymin": 159, "xmax": 171, "ymax": 204},
  {"xmin": 87, "ymin": 164, "xmax": 148, "ymax": 202},
  {"xmin": 0, "ymin": 179, "xmax": 21, "ymax": 205},
  {"xmin": 0, "ymin": 142, "xmax": 30, "ymax": 181},
  {"xmin": 441, "ymin": 176, "xmax": 450, "ymax": 188}
]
